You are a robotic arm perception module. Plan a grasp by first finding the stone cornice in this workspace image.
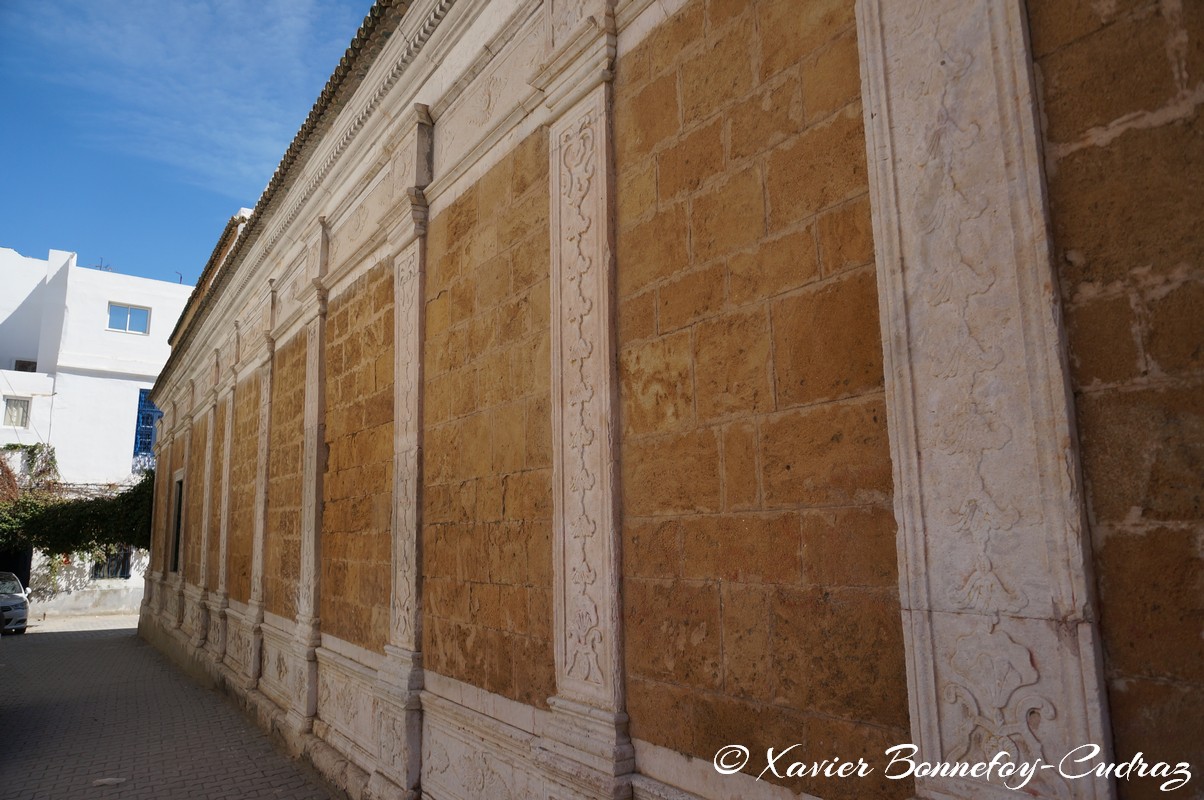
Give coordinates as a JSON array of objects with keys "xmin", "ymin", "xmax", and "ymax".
[{"xmin": 157, "ymin": 0, "xmax": 455, "ymax": 397}]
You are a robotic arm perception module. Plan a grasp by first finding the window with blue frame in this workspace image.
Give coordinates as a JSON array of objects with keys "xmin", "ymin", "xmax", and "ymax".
[{"xmin": 133, "ymin": 389, "xmax": 162, "ymax": 458}]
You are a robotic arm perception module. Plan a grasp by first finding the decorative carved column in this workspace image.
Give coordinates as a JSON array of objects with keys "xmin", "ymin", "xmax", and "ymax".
[
  {"xmin": 210, "ymin": 354, "xmax": 235, "ymax": 660},
  {"xmin": 855, "ymin": 2, "xmax": 1114, "ymax": 798},
  {"xmin": 196, "ymin": 375, "xmax": 217, "ymax": 651},
  {"xmin": 536, "ymin": 8, "xmax": 633, "ymax": 797},
  {"xmin": 247, "ymin": 312, "xmax": 276, "ymax": 688},
  {"xmin": 370, "ymin": 104, "xmax": 432, "ymax": 800},
  {"xmin": 288, "ymin": 230, "xmax": 329, "ymax": 737},
  {"xmin": 185, "ymin": 396, "xmax": 209, "ymax": 651},
  {"xmin": 210, "ymin": 375, "xmax": 235, "ymax": 662}
]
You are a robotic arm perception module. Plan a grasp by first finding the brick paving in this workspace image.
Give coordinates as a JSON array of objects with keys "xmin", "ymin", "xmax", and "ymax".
[{"xmin": 0, "ymin": 615, "xmax": 338, "ymax": 800}]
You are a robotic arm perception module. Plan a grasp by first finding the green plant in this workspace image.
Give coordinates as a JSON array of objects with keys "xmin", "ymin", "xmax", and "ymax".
[{"xmin": 0, "ymin": 444, "xmax": 153, "ymax": 557}]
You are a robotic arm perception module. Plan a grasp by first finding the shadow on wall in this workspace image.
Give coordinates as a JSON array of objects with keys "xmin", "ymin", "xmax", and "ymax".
[{"xmin": 28, "ymin": 549, "xmax": 148, "ymax": 616}]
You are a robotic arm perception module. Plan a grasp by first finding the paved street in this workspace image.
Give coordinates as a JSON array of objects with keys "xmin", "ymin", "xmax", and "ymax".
[{"xmin": 0, "ymin": 615, "xmax": 338, "ymax": 800}]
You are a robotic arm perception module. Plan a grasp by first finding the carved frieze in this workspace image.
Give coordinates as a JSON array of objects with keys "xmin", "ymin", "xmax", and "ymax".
[
  {"xmin": 420, "ymin": 702, "xmax": 539, "ymax": 800},
  {"xmin": 271, "ymin": 254, "xmax": 309, "ymax": 334},
  {"xmin": 328, "ymin": 175, "xmax": 393, "ymax": 276},
  {"xmin": 258, "ymin": 627, "xmax": 295, "ymax": 711},
  {"xmin": 432, "ymin": 15, "xmax": 544, "ymax": 181},
  {"xmin": 316, "ymin": 651, "xmax": 379, "ymax": 768}
]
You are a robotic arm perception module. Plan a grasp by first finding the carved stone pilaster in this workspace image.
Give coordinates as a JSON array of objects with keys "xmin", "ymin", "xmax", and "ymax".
[
  {"xmin": 289, "ymin": 266, "xmax": 328, "ymax": 737},
  {"xmin": 246, "ymin": 337, "xmax": 274, "ymax": 688},
  {"xmin": 199, "ymin": 386, "xmax": 216, "ymax": 594},
  {"xmin": 543, "ymin": 71, "xmax": 632, "ymax": 798},
  {"xmin": 369, "ymin": 106, "xmax": 431, "ymax": 800},
  {"xmin": 210, "ymin": 380, "xmax": 235, "ymax": 661},
  {"xmin": 855, "ymin": 1, "xmax": 1113, "ymax": 798}
]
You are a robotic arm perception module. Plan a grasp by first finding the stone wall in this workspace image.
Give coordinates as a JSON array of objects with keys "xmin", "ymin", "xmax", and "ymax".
[
  {"xmin": 422, "ymin": 129, "xmax": 556, "ymax": 708},
  {"xmin": 265, "ymin": 330, "xmax": 307, "ymax": 620},
  {"xmin": 204, "ymin": 397, "xmax": 227, "ymax": 591},
  {"xmin": 1028, "ymin": 0, "xmax": 1204, "ymax": 783},
  {"xmin": 321, "ymin": 263, "xmax": 394, "ymax": 652},
  {"xmin": 614, "ymin": 1, "xmax": 908, "ymax": 796},
  {"xmin": 183, "ymin": 415, "xmax": 209, "ymax": 585},
  {"xmin": 227, "ymin": 371, "xmax": 260, "ymax": 604},
  {"xmin": 152, "ymin": 446, "xmax": 172, "ymax": 573},
  {"xmin": 137, "ymin": 1, "xmax": 1201, "ymax": 798}
]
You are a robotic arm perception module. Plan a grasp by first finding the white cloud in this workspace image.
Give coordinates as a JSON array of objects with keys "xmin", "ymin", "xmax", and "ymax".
[{"xmin": 2, "ymin": 0, "xmax": 368, "ymax": 202}]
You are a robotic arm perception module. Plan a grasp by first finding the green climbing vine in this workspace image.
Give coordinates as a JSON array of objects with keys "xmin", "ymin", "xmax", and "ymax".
[{"xmin": 0, "ymin": 444, "xmax": 153, "ymax": 558}]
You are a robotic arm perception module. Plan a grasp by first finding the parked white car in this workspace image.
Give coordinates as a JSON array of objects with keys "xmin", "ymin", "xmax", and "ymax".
[{"xmin": 0, "ymin": 572, "xmax": 29, "ymax": 634}]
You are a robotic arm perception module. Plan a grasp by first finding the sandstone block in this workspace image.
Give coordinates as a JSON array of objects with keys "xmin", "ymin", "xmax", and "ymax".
[
  {"xmin": 657, "ymin": 261, "xmax": 726, "ymax": 333},
  {"xmin": 657, "ymin": 118, "xmax": 724, "ymax": 201},
  {"xmin": 802, "ymin": 27, "xmax": 860, "ymax": 124},
  {"xmin": 617, "ymin": 165, "xmax": 657, "ymax": 235},
  {"xmin": 767, "ymin": 103, "xmax": 867, "ymax": 232},
  {"xmin": 1106, "ymin": 678, "xmax": 1204, "ymax": 797},
  {"xmin": 681, "ymin": 16, "xmax": 755, "ymax": 124},
  {"xmin": 693, "ymin": 306, "xmax": 773, "ymax": 420},
  {"xmin": 679, "ymin": 512, "xmax": 801, "ymax": 584},
  {"xmin": 625, "ymin": 578, "xmax": 722, "ymax": 689},
  {"xmin": 770, "ymin": 585, "xmax": 908, "ymax": 729},
  {"xmin": 728, "ymin": 226, "xmax": 819, "ymax": 305},
  {"xmin": 616, "ymin": 72, "xmax": 680, "ymax": 165},
  {"xmin": 757, "ymin": 0, "xmax": 855, "ymax": 82},
  {"xmin": 1096, "ymin": 527, "xmax": 1204, "ymax": 682},
  {"xmin": 799, "ymin": 505, "xmax": 897, "ymax": 588},
  {"xmin": 729, "ymin": 72, "xmax": 804, "ymax": 162},
  {"xmin": 1049, "ymin": 111, "xmax": 1204, "ymax": 289},
  {"xmin": 1037, "ymin": 9, "xmax": 1177, "ymax": 143},
  {"xmin": 817, "ymin": 194, "xmax": 874, "ymax": 276},
  {"xmin": 618, "ymin": 288, "xmax": 657, "ymax": 343},
  {"xmin": 760, "ymin": 396, "xmax": 892, "ymax": 507},
  {"xmin": 719, "ymin": 582, "xmax": 772, "ymax": 701},
  {"xmin": 1065, "ymin": 292, "xmax": 1143, "ymax": 386},
  {"xmin": 622, "ymin": 518, "xmax": 681, "ymax": 580},
  {"xmin": 690, "ymin": 165, "xmax": 765, "ymax": 263},
  {"xmin": 1077, "ymin": 385, "xmax": 1204, "ymax": 523},
  {"xmin": 1146, "ymin": 280, "xmax": 1204, "ymax": 377},
  {"xmin": 722, "ymin": 422, "xmax": 759, "ymax": 510},
  {"xmin": 616, "ymin": 203, "xmax": 690, "ymax": 297},
  {"xmin": 619, "ymin": 330, "xmax": 695, "ymax": 435},
  {"xmin": 771, "ymin": 267, "xmax": 884, "ymax": 408},
  {"xmin": 623, "ymin": 429, "xmax": 722, "ymax": 516}
]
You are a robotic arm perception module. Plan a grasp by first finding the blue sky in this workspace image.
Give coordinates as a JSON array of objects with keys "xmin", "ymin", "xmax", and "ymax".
[{"xmin": 0, "ymin": 0, "xmax": 373, "ymax": 286}]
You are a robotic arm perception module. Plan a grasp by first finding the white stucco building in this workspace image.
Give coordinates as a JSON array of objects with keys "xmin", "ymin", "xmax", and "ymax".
[{"xmin": 0, "ymin": 246, "xmax": 193, "ymax": 484}]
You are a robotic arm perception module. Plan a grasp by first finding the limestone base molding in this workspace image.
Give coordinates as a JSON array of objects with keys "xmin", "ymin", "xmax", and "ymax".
[
  {"xmin": 415, "ymin": 673, "xmax": 633, "ymax": 800},
  {"xmin": 181, "ymin": 584, "xmax": 208, "ymax": 648},
  {"xmin": 203, "ymin": 591, "xmax": 228, "ymax": 661}
]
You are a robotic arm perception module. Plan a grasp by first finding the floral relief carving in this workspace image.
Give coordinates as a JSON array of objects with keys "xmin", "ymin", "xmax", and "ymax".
[
  {"xmin": 424, "ymin": 738, "xmax": 451, "ymax": 777},
  {"xmin": 273, "ymin": 647, "xmax": 288, "ymax": 687},
  {"xmin": 390, "ymin": 138, "xmax": 414, "ymax": 201},
  {"xmin": 859, "ymin": 0, "xmax": 1111, "ymax": 795},
  {"xmin": 908, "ymin": 18, "xmax": 1035, "ymax": 627},
  {"xmin": 557, "ymin": 109, "xmax": 605, "ymax": 687},
  {"xmin": 944, "ymin": 627, "xmax": 1069, "ymax": 797},
  {"xmin": 392, "ymin": 251, "xmax": 420, "ymax": 647},
  {"xmin": 462, "ymin": 750, "xmax": 515, "ymax": 800}
]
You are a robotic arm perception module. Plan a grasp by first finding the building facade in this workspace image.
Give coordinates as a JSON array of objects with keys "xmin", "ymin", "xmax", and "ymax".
[
  {"xmin": 140, "ymin": 1, "xmax": 1202, "ymax": 799},
  {"xmin": 0, "ymin": 246, "xmax": 192, "ymax": 611},
  {"xmin": 0, "ymin": 246, "xmax": 193, "ymax": 483}
]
